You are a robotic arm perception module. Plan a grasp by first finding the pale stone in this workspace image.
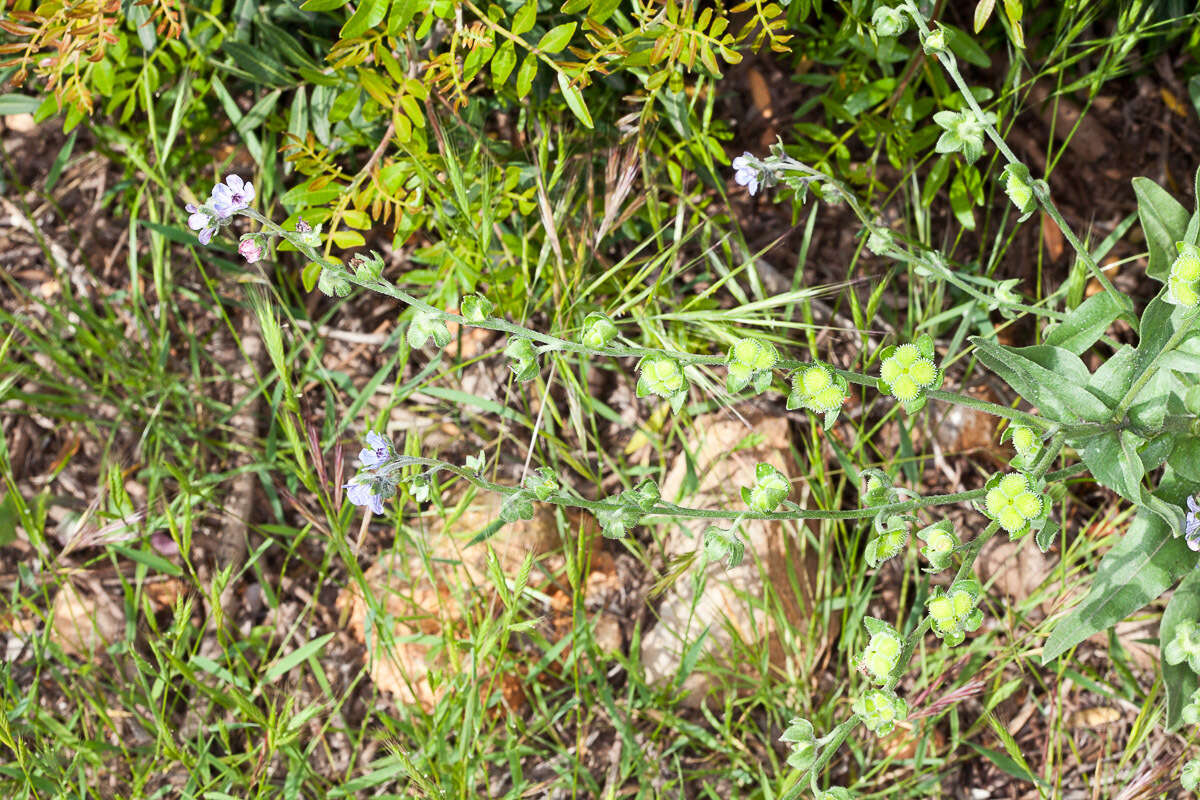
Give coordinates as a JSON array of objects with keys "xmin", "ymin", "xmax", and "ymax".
[{"xmin": 639, "ymin": 407, "xmax": 817, "ymax": 706}]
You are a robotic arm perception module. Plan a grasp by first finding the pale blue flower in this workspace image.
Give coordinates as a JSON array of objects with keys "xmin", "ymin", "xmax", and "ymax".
[
  {"xmin": 185, "ymin": 203, "xmax": 216, "ymax": 245},
  {"xmin": 210, "ymin": 174, "xmax": 255, "ymax": 218},
  {"xmin": 345, "ymin": 475, "xmax": 385, "ymax": 515},
  {"xmin": 732, "ymin": 152, "xmax": 761, "ymax": 195},
  {"xmin": 357, "ymin": 430, "xmax": 395, "ymax": 469},
  {"xmin": 1185, "ymin": 495, "xmax": 1200, "ymax": 551}
]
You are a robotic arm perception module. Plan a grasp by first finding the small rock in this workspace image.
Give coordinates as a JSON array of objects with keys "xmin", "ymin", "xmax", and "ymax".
[
  {"xmin": 639, "ymin": 407, "xmax": 818, "ymax": 707},
  {"xmin": 338, "ymin": 491, "xmax": 561, "ymax": 710},
  {"xmin": 4, "ymin": 113, "xmax": 36, "ymax": 133},
  {"xmin": 50, "ymin": 579, "xmax": 125, "ymax": 657}
]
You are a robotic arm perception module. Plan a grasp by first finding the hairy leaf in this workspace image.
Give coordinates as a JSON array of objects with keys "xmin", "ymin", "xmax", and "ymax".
[
  {"xmin": 1133, "ymin": 176, "xmax": 1188, "ymax": 282},
  {"xmin": 1043, "ymin": 510, "xmax": 1196, "ymax": 664}
]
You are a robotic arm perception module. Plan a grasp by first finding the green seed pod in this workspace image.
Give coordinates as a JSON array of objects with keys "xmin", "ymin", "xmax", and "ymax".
[
  {"xmin": 637, "ymin": 355, "xmax": 687, "ymax": 400},
  {"xmin": 581, "ymin": 312, "xmax": 618, "ymax": 349}
]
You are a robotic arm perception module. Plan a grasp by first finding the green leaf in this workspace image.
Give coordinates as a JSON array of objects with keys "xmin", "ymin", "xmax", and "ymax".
[
  {"xmin": 1035, "ymin": 519, "xmax": 1059, "ymax": 553},
  {"xmin": 588, "ymin": 0, "xmax": 622, "ymax": 23},
  {"xmin": 971, "ymin": 339, "xmax": 1109, "ymax": 423},
  {"xmin": 1169, "ymin": 436, "xmax": 1200, "ymax": 483},
  {"xmin": 1163, "ymin": 568, "xmax": 1200, "ymax": 729},
  {"xmin": 1042, "ymin": 510, "xmax": 1196, "ymax": 664},
  {"xmin": 0, "ymin": 94, "xmax": 42, "ymax": 115},
  {"xmin": 538, "ymin": 22, "xmax": 577, "ymax": 53},
  {"xmin": 949, "ymin": 167, "xmax": 977, "ymax": 230},
  {"xmin": 516, "ymin": 53, "xmax": 538, "ymax": 99},
  {"xmin": 264, "ymin": 632, "xmax": 336, "ymax": 683},
  {"xmin": 109, "ymin": 543, "xmax": 182, "ymax": 577},
  {"xmin": 556, "ymin": 72, "xmax": 593, "ymax": 128},
  {"xmin": 300, "ymin": 0, "xmax": 351, "ymax": 10},
  {"xmin": 1043, "ymin": 291, "xmax": 1122, "ymax": 354},
  {"xmin": 974, "ymin": 0, "xmax": 996, "ymax": 32},
  {"xmin": 1076, "ymin": 431, "xmax": 1140, "ymax": 502},
  {"xmin": 511, "ymin": 0, "xmax": 536, "ymax": 34},
  {"xmin": 301, "ymin": 261, "xmax": 322, "ymax": 293},
  {"xmin": 944, "ymin": 23, "xmax": 991, "ymax": 68},
  {"xmin": 1086, "ymin": 344, "xmax": 1135, "ymax": 405},
  {"xmin": 1133, "ymin": 176, "xmax": 1189, "ymax": 282},
  {"xmin": 332, "ymin": 229, "xmax": 366, "ymax": 248},
  {"xmin": 341, "ymin": 0, "xmax": 389, "ymax": 38},
  {"xmin": 0, "ymin": 492, "xmax": 21, "ymax": 547},
  {"xmin": 1132, "ymin": 296, "xmax": 1177, "ymax": 375},
  {"xmin": 491, "ymin": 40, "xmax": 517, "ymax": 87}
]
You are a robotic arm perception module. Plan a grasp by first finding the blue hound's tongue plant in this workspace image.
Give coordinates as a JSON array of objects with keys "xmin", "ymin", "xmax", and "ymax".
[{"xmin": 182, "ymin": 0, "xmax": 1200, "ymax": 787}]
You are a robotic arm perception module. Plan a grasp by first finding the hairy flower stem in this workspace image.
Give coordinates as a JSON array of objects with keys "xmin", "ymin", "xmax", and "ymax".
[
  {"xmin": 900, "ymin": 0, "xmax": 1127, "ymax": 312},
  {"xmin": 242, "ymin": 208, "xmax": 1056, "ymax": 433},
  {"xmin": 390, "ymin": 455, "xmax": 1086, "ymax": 522}
]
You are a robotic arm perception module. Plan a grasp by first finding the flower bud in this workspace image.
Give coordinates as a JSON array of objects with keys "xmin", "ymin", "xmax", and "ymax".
[
  {"xmin": 1164, "ymin": 620, "xmax": 1200, "ymax": 673},
  {"xmin": 742, "ymin": 463, "xmax": 790, "ymax": 513},
  {"xmin": 871, "ymin": 5, "xmax": 909, "ymax": 38},
  {"xmin": 815, "ymin": 790, "xmax": 854, "ymax": 800},
  {"xmin": 504, "ymin": 337, "xmax": 539, "ymax": 381},
  {"xmin": 787, "ymin": 363, "xmax": 848, "ymax": 416},
  {"xmin": 703, "ymin": 525, "xmax": 745, "ymax": 567},
  {"xmin": 926, "ymin": 580, "xmax": 982, "ymax": 646},
  {"xmin": 866, "ymin": 227, "xmax": 893, "ymax": 255},
  {"xmin": 852, "ymin": 688, "xmax": 907, "ymax": 735},
  {"xmin": 1168, "ymin": 243, "xmax": 1200, "ymax": 308},
  {"xmin": 317, "ymin": 267, "xmax": 352, "ymax": 297},
  {"xmin": 349, "ymin": 251, "xmax": 384, "ymax": 282},
  {"xmin": 500, "ymin": 490, "xmax": 535, "ymax": 523},
  {"xmin": 917, "ymin": 519, "xmax": 958, "ymax": 570},
  {"xmin": 1002, "ymin": 165, "xmax": 1037, "ymax": 215},
  {"xmin": 878, "ymin": 340, "xmax": 940, "ymax": 409},
  {"xmin": 921, "ymin": 27, "xmax": 946, "ymax": 54},
  {"xmin": 780, "ymin": 717, "xmax": 817, "ymax": 770},
  {"xmin": 525, "ymin": 467, "xmax": 560, "ymax": 501},
  {"xmin": 865, "ymin": 517, "xmax": 908, "ymax": 567},
  {"xmin": 408, "ymin": 311, "xmax": 452, "ymax": 349},
  {"xmin": 295, "ymin": 218, "xmax": 322, "ymax": 249},
  {"xmin": 461, "ymin": 293, "xmax": 494, "ymax": 323},
  {"xmin": 1182, "ymin": 687, "xmax": 1200, "ymax": 726},
  {"xmin": 238, "ymin": 236, "xmax": 264, "ymax": 264},
  {"xmin": 1183, "ymin": 758, "xmax": 1200, "ymax": 792},
  {"xmin": 984, "ymin": 472, "xmax": 1044, "ymax": 537},
  {"xmin": 581, "ymin": 312, "xmax": 618, "ymax": 349}
]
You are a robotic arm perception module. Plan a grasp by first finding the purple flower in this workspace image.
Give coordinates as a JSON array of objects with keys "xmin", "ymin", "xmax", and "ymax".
[
  {"xmin": 732, "ymin": 152, "xmax": 761, "ymax": 196},
  {"xmin": 1186, "ymin": 496, "xmax": 1200, "ymax": 551},
  {"xmin": 295, "ymin": 217, "xmax": 312, "ymax": 234},
  {"xmin": 210, "ymin": 174, "xmax": 255, "ymax": 218},
  {"xmin": 238, "ymin": 237, "xmax": 263, "ymax": 264},
  {"xmin": 357, "ymin": 430, "xmax": 394, "ymax": 469},
  {"xmin": 185, "ymin": 203, "xmax": 216, "ymax": 245},
  {"xmin": 345, "ymin": 475, "xmax": 385, "ymax": 515}
]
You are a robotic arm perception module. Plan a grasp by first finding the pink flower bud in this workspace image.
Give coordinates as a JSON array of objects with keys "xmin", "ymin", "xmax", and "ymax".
[{"xmin": 238, "ymin": 237, "xmax": 263, "ymax": 264}]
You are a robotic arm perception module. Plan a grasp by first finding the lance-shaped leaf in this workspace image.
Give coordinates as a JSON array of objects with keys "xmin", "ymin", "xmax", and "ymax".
[
  {"xmin": 971, "ymin": 339, "xmax": 1109, "ymax": 423},
  {"xmin": 1133, "ymin": 175, "xmax": 1189, "ymax": 282},
  {"xmin": 1042, "ymin": 509, "xmax": 1198, "ymax": 664}
]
